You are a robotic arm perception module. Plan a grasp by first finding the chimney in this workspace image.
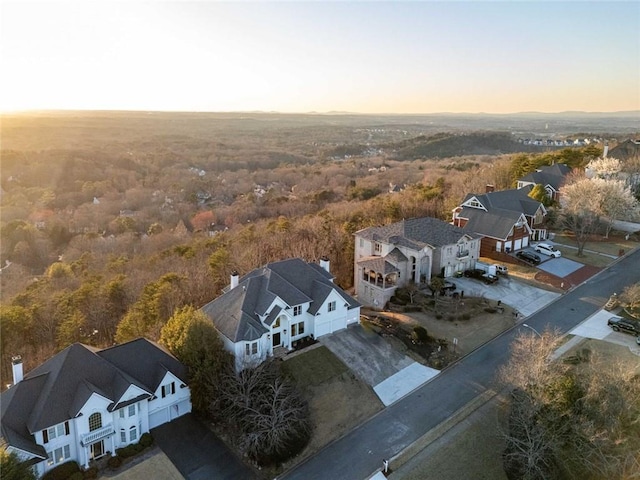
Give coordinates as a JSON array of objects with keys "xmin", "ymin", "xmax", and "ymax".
[
  {"xmin": 230, "ymin": 271, "xmax": 239, "ymax": 290},
  {"xmin": 12, "ymin": 355, "xmax": 23, "ymax": 384},
  {"xmin": 485, "ymin": 185, "xmax": 495, "ymax": 193},
  {"xmin": 603, "ymin": 144, "xmax": 609, "ymax": 158},
  {"xmin": 319, "ymin": 256, "xmax": 330, "ymax": 273}
]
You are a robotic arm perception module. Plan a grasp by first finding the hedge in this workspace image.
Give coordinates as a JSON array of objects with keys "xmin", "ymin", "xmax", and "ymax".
[{"xmin": 42, "ymin": 461, "xmax": 80, "ymax": 480}]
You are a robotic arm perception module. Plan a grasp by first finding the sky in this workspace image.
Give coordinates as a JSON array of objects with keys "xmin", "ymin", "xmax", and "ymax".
[{"xmin": 1, "ymin": 1, "xmax": 639, "ymax": 114}]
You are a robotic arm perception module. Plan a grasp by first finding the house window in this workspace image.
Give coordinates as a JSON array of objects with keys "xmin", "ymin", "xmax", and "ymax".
[
  {"xmin": 374, "ymin": 242, "xmax": 382, "ymax": 253},
  {"xmin": 359, "ymin": 238, "xmax": 364, "ymax": 248},
  {"xmin": 88, "ymin": 413, "xmax": 102, "ymax": 432},
  {"xmin": 245, "ymin": 342, "xmax": 258, "ymax": 356},
  {"xmin": 273, "ymin": 316, "xmax": 281, "ymax": 328},
  {"xmin": 119, "ymin": 409, "xmax": 125, "ymax": 419},
  {"xmin": 293, "ymin": 305, "xmax": 302, "ymax": 316},
  {"xmin": 161, "ymin": 382, "xmax": 176, "ymax": 398},
  {"xmin": 128, "ymin": 404, "xmax": 136, "ymax": 417},
  {"xmin": 44, "ymin": 421, "xmax": 69, "ymax": 443},
  {"xmin": 129, "ymin": 426, "xmax": 137, "ymax": 442},
  {"xmin": 47, "ymin": 445, "xmax": 71, "ymax": 466},
  {"xmin": 328, "ymin": 301, "xmax": 336, "ymax": 312},
  {"xmin": 291, "ymin": 322, "xmax": 304, "ymax": 336},
  {"xmin": 120, "ymin": 430, "xmax": 126, "ymax": 443}
]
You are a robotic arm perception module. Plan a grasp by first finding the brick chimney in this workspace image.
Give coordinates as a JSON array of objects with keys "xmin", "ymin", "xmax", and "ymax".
[
  {"xmin": 230, "ymin": 271, "xmax": 239, "ymax": 289},
  {"xmin": 485, "ymin": 184, "xmax": 495, "ymax": 193},
  {"xmin": 319, "ymin": 256, "xmax": 330, "ymax": 273},
  {"xmin": 12, "ymin": 355, "xmax": 23, "ymax": 384}
]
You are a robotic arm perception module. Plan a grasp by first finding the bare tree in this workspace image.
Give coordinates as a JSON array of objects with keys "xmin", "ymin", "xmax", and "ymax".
[{"xmin": 219, "ymin": 361, "xmax": 311, "ymax": 464}]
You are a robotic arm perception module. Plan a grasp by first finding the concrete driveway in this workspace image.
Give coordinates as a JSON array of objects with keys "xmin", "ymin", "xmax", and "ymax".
[
  {"xmin": 449, "ymin": 275, "xmax": 560, "ymax": 317},
  {"xmin": 320, "ymin": 324, "xmax": 439, "ymax": 406},
  {"xmin": 569, "ymin": 309, "xmax": 640, "ymax": 355},
  {"xmin": 152, "ymin": 414, "xmax": 256, "ymax": 480}
]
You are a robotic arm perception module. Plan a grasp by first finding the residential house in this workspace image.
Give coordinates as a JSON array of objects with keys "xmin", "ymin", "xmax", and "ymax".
[
  {"xmin": 452, "ymin": 187, "xmax": 547, "ymax": 256},
  {"xmin": 516, "ymin": 163, "xmax": 572, "ymax": 202},
  {"xmin": 353, "ymin": 217, "xmax": 481, "ymax": 308},
  {"xmin": 0, "ymin": 339, "xmax": 191, "ymax": 478},
  {"xmin": 201, "ymin": 258, "xmax": 360, "ymax": 371}
]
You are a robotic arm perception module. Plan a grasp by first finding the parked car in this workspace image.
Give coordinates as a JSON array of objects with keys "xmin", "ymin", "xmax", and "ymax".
[
  {"xmin": 429, "ymin": 279, "xmax": 457, "ymax": 295},
  {"xmin": 464, "ymin": 269, "xmax": 499, "ymax": 284},
  {"xmin": 495, "ymin": 264, "xmax": 509, "ymax": 275},
  {"xmin": 607, "ymin": 317, "xmax": 640, "ymax": 336},
  {"xmin": 534, "ymin": 243, "xmax": 561, "ymax": 258},
  {"xmin": 516, "ymin": 250, "xmax": 541, "ymax": 265}
]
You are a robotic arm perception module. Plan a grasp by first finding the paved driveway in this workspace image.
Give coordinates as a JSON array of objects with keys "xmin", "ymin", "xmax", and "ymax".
[
  {"xmin": 450, "ymin": 275, "xmax": 560, "ymax": 317},
  {"xmin": 152, "ymin": 414, "xmax": 256, "ymax": 480},
  {"xmin": 319, "ymin": 324, "xmax": 438, "ymax": 406}
]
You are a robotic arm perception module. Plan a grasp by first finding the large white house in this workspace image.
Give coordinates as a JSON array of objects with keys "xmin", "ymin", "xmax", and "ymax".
[
  {"xmin": 354, "ymin": 217, "xmax": 481, "ymax": 308},
  {"xmin": 0, "ymin": 339, "xmax": 191, "ymax": 478},
  {"xmin": 201, "ymin": 257, "xmax": 360, "ymax": 371}
]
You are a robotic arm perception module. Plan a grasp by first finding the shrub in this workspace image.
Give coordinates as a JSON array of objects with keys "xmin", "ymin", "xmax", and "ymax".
[
  {"xmin": 139, "ymin": 432, "xmax": 154, "ymax": 448},
  {"xmin": 68, "ymin": 473, "xmax": 84, "ymax": 480},
  {"xmin": 403, "ymin": 305, "xmax": 422, "ymax": 313},
  {"xmin": 412, "ymin": 326, "xmax": 429, "ymax": 344},
  {"xmin": 447, "ymin": 315, "xmax": 455, "ymax": 321},
  {"xmin": 484, "ymin": 307, "xmax": 497, "ymax": 313},
  {"xmin": 107, "ymin": 456, "xmax": 123, "ymax": 470},
  {"xmin": 43, "ymin": 461, "xmax": 80, "ymax": 480},
  {"xmin": 83, "ymin": 466, "xmax": 98, "ymax": 479},
  {"xmin": 461, "ymin": 313, "xmax": 471, "ymax": 320}
]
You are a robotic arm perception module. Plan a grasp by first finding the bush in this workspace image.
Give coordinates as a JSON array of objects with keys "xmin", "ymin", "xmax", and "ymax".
[
  {"xmin": 484, "ymin": 307, "xmax": 497, "ymax": 313},
  {"xmin": 83, "ymin": 466, "xmax": 98, "ymax": 479},
  {"xmin": 139, "ymin": 432, "xmax": 154, "ymax": 448},
  {"xmin": 68, "ymin": 473, "xmax": 84, "ymax": 480},
  {"xmin": 107, "ymin": 456, "xmax": 123, "ymax": 470},
  {"xmin": 412, "ymin": 326, "xmax": 429, "ymax": 344},
  {"xmin": 461, "ymin": 313, "xmax": 471, "ymax": 320},
  {"xmin": 435, "ymin": 314, "xmax": 443, "ymax": 320},
  {"xmin": 43, "ymin": 461, "xmax": 80, "ymax": 480},
  {"xmin": 447, "ymin": 315, "xmax": 455, "ymax": 321}
]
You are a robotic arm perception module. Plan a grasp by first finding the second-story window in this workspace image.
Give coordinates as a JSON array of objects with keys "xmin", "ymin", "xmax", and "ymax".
[
  {"xmin": 374, "ymin": 242, "xmax": 382, "ymax": 253},
  {"xmin": 128, "ymin": 404, "xmax": 136, "ymax": 417},
  {"xmin": 293, "ymin": 305, "xmax": 302, "ymax": 316},
  {"xmin": 328, "ymin": 301, "xmax": 336, "ymax": 312},
  {"xmin": 89, "ymin": 413, "xmax": 102, "ymax": 432}
]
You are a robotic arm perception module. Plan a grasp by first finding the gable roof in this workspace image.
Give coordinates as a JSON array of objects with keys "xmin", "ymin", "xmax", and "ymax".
[
  {"xmin": 457, "ymin": 188, "xmax": 541, "ymax": 239},
  {"xmin": 519, "ymin": 163, "xmax": 571, "ymax": 191},
  {"xmin": 1, "ymin": 339, "xmax": 186, "ymax": 457},
  {"xmin": 201, "ymin": 258, "xmax": 360, "ymax": 342},
  {"xmin": 355, "ymin": 217, "xmax": 478, "ymax": 251}
]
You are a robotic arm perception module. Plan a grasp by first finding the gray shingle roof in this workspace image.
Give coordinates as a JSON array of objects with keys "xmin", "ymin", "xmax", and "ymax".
[
  {"xmin": 356, "ymin": 217, "xmax": 477, "ymax": 250},
  {"xmin": 519, "ymin": 163, "xmax": 571, "ymax": 191},
  {"xmin": 356, "ymin": 256, "xmax": 401, "ymax": 274},
  {"xmin": 201, "ymin": 258, "xmax": 359, "ymax": 342},
  {"xmin": 457, "ymin": 187, "xmax": 540, "ymax": 239},
  {"xmin": 0, "ymin": 339, "xmax": 186, "ymax": 458}
]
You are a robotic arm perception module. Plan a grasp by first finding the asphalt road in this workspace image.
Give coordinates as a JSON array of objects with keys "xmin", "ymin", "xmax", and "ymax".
[{"xmin": 281, "ymin": 248, "xmax": 640, "ymax": 480}]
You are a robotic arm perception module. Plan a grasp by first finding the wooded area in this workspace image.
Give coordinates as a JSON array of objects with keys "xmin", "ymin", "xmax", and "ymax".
[{"xmin": 0, "ymin": 111, "xmax": 617, "ymax": 386}]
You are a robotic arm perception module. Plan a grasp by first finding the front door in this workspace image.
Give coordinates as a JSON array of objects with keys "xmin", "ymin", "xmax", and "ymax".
[
  {"xmin": 272, "ymin": 332, "xmax": 281, "ymax": 347},
  {"xmin": 90, "ymin": 440, "xmax": 104, "ymax": 460}
]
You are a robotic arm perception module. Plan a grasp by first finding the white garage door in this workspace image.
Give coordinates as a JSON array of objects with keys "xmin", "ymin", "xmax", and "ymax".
[
  {"xmin": 315, "ymin": 320, "xmax": 332, "ymax": 338},
  {"xmin": 522, "ymin": 236, "xmax": 529, "ymax": 248},
  {"xmin": 149, "ymin": 408, "xmax": 169, "ymax": 429},
  {"xmin": 514, "ymin": 239, "xmax": 522, "ymax": 250}
]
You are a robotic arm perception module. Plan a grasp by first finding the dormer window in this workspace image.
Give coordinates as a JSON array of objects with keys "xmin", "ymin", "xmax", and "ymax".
[
  {"xmin": 293, "ymin": 306, "xmax": 302, "ymax": 316},
  {"xmin": 468, "ymin": 199, "xmax": 481, "ymax": 208},
  {"xmin": 374, "ymin": 242, "xmax": 382, "ymax": 254}
]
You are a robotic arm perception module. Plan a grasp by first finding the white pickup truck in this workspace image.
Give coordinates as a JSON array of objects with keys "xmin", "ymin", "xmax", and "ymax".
[{"xmin": 475, "ymin": 261, "xmax": 508, "ymax": 276}]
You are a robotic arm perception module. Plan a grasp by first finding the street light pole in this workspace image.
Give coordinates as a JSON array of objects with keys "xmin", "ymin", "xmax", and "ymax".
[{"xmin": 522, "ymin": 323, "xmax": 542, "ymax": 338}]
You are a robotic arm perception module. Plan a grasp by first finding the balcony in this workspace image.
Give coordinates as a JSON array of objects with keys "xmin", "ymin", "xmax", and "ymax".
[
  {"xmin": 80, "ymin": 423, "xmax": 114, "ymax": 446},
  {"xmin": 456, "ymin": 250, "xmax": 470, "ymax": 259}
]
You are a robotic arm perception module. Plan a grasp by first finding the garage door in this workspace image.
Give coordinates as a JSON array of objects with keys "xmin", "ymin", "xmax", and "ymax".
[
  {"xmin": 514, "ymin": 239, "xmax": 522, "ymax": 250},
  {"xmin": 149, "ymin": 408, "xmax": 169, "ymax": 429},
  {"xmin": 315, "ymin": 320, "xmax": 332, "ymax": 338},
  {"xmin": 522, "ymin": 236, "xmax": 529, "ymax": 248}
]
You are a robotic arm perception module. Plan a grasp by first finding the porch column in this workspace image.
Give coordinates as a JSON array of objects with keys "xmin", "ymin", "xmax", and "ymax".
[
  {"xmin": 83, "ymin": 446, "xmax": 90, "ymax": 469},
  {"xmin": 110, "ymin": 435, "xmax": 116, "ymax": 456}
]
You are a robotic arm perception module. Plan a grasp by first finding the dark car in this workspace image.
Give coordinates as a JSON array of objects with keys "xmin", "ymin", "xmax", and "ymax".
[
  {"xmin": 430, "ymin": 279, "xmax": 457, "ymax": 295},
  {"xmin": 464, "ymin": 269, "xmax": 498, "ymax": 285},
  {"xmin": 607, "ymin": 317, "xmax": 640, "ymax": 336},
  {"xmin": 516, "ymin": 250, "xmax": 541, "ymax": 265}
]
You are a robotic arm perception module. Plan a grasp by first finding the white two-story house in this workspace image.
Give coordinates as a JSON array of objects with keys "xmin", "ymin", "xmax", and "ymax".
[
  {"xmin": 0, "ymin": 339, "xmax": 191, "ymax": 478},
  {"xmin": 354, "ymin": 217, "xmax": 481, "ymax": 308},
  {"xmin": 201, "ymin": 257, "xmax": 360, "ymax": 371}
]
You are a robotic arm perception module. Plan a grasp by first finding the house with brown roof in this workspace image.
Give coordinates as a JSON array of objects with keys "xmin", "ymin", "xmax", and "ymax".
[
  {"xmin": 353, "ymin": 217, "xmax": 481, "ymax": 308},
  {"xmin": 452, "ymin": 187, "xmax": 547, "ymax": 257},
  {"xmin": 0, "ymin": 339, "xmax": 191, "ymax": 478}
]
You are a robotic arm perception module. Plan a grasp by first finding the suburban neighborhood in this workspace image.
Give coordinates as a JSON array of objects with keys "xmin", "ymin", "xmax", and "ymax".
[{"xmin": 2, "ymin": 138, "xmax": 640, "ymax": 480}]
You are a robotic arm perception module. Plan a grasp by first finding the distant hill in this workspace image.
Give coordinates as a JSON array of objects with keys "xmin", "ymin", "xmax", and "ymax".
[{"xmin": 390, "ymin": 132, "xmax": 538, "ymax": 160}]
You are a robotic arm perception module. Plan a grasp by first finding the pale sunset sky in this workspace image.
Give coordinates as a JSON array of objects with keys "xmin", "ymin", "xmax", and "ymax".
[{"xmin": 1, "ymin": 1, "xmax": 639, "ymax": 114}]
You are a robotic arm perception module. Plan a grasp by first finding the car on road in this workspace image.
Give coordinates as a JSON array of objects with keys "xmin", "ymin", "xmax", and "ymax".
[
  {"xmin": 516, "ymin": 250, "xmax": 541, "ymax": 265},
  {"xmin": 607, "ymin": 317, "xmax": 640, "ymax": 336},
  {"xmin": 464, "ymin": 269, "xmax": 499, "ymax": 284},
  {"xmin": 534, "ymin": 243, "xmax": 561, "ymax": 258}
]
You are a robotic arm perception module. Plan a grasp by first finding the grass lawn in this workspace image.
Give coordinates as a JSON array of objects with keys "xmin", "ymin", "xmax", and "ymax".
[
  {"xmin": 552, "ymin": 231, "xmax": 637, "ymax": 256},
  {"xmin": 281, "ymin": 345, "xmax": 348, "ymax": 387}
]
